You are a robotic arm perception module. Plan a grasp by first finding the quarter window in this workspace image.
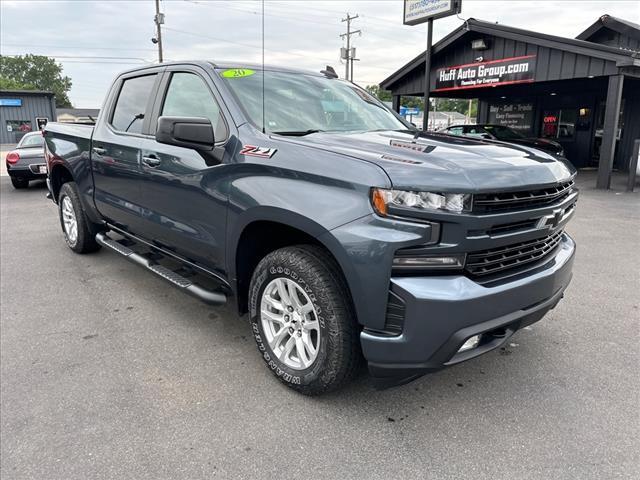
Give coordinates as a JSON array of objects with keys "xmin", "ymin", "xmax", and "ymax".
[
  {"xmin": 161, "ymin": 72, "xmax": 227, "ymax": 141},
  {"xmin": 111, "ymin": 74, "xmax": 157, "ymax": 134}
]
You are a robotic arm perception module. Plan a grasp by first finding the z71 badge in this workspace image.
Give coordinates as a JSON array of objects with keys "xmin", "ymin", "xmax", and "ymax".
[{"xmin": 240, "ymin": 145, "xmax": 277, "ymax": 158}]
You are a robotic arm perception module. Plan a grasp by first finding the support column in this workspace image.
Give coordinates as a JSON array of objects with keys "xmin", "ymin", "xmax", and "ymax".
[
  {"xmin": 477, "ymin": 100, "xmax": 489, "ymax": 124},
  {"xmin": 392, "ymin": 95, "xmax": 401, "ymax": 113},
  {"xmin": 596, "ymin": 74, "xmax": 624, "ymax": 189}
]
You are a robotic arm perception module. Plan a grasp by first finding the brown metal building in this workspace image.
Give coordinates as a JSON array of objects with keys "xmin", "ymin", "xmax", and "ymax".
[{"xmin": 380, "ymin": 15, "xmax": 640, "ymax": 188}]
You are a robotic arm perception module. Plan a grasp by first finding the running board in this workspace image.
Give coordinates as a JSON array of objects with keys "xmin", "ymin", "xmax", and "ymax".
[{"xmin": 95, "ymin": 232, "xmax": 226, "ymax": 306}]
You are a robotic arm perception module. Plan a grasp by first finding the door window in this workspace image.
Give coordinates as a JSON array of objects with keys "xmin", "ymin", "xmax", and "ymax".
[
  {"xmin": 161, "ymin": 72, "xmax": 227, "ymax": 141},
  {"xmin": 447, "ymin": 126, "xmax": 463, "ymax": 136},
  {"xmin": 111, "ymin": 74, "xmax": 157, "ymax": 134}
]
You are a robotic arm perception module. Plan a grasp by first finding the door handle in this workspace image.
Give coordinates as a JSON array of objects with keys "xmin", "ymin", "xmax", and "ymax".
[
  {"xmin": 92, "ymin": 147, "xmax": 106, "ymax": 155},
  {"xmin": 142, "ymin": 155, "xmax": 161, "ymax": 167}
]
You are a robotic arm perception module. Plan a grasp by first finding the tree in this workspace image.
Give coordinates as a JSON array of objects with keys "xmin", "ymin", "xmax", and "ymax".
[
  {"xmin": 0, "ymin": 76, "xmax": 36, "ymax": 90},
  {"xmin": 0, "ymin": 55, "xmax": 72, "ymax": 107},
  {"xmin": 434, "ymin": 98, "xmax": 477, "ymax": 118},
  {"xmin": 365, "ymin": 85, "xmax": 392, "ymax": 102}
]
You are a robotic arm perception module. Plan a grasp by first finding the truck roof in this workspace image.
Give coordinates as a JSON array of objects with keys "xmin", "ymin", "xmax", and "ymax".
[{"xmin": 117, "ymin": 60, "xmax": 326, "ymax": 78}]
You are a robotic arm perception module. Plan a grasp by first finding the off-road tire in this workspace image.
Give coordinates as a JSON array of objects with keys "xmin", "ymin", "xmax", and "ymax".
[
  {"xmin": 249, "ymin": 245, "xmax": 361, "ymax": 395},
  {"xmin": 10, "ymin": 177, "xmax": 29, "ymax": 189},
  {"xmin": 58, "ymin": 182, "xmax": 101, "ymax": 253}
]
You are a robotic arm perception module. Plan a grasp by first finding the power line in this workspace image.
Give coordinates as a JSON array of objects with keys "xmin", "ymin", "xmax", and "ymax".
[
  {"xmin": 1, "ymin": 43, "xmax": 156, "ymax": 52},
  {"xmin": 183, "ymin": 0, "xmax": 340, "ymax": 27},
  {"xmin": 1, "ymin": 54, "xmax": 148, "ymax": 62},
  {"xmin": 163, "ymin": 26, "xmax": 340, "ymax": 65}
]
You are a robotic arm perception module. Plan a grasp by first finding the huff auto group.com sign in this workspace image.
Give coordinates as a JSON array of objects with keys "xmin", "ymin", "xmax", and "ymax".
[{"xmin": 434, "ymin": 55, "xmax": 536, "ymax": 92}]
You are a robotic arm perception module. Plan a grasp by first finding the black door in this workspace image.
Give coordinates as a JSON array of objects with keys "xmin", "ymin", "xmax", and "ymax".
[
  {"xmin": 91, "ymin": 71, "xmax": 162, "ymax": 234},
  {"xmin": 134, "ymin": 68, "xmax": 232, "ymax": 274}
]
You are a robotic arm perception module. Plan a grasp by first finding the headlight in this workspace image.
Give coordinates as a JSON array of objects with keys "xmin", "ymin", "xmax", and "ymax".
[{"xmin": 372, "ymin": 188, "xmax": 472, "ymax": 216}]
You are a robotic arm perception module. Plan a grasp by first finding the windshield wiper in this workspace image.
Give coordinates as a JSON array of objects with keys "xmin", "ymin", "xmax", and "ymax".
[{"xmin": 272, "ymin": 129, "xmax": 324, "ymax": 136}]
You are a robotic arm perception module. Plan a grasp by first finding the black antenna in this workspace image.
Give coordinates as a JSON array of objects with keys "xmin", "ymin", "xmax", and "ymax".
[{"xmin": 261, "ymin": 0, "xmax": 265, "ymax": 134}]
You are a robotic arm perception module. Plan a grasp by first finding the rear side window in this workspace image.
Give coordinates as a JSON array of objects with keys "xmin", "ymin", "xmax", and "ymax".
[
  {"xmin": 447, "ymin": 126, "xmax": 463, "ymax": 136},
  {"xmin": 111, "ymin": 74, "xmax": 157, "ymax": 134},
  {"xmin": 161, "ymin": 72, "xmax": 227, "ymax": 141}
]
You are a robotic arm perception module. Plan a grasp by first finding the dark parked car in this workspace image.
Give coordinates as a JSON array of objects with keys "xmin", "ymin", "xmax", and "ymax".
[
  {"xmin": 43, "ymin": 62, "xmax": 577, "ymax": 395},
  {"xmin": 5, "ymin": 132, "xmax": 47, "ymax": 189},
  {"xmin": 442, "ymin": 124, "xmax": 564, "ymax": 156}
]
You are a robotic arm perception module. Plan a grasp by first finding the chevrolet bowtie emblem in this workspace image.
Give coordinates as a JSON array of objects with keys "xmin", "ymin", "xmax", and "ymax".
[{"xmin": 536, "ymin": 208, "xmax": 564, "ymax": 230}]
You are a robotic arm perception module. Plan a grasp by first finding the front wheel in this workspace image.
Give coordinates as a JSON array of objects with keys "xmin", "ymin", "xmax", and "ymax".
[
  {"xmin": 249, "ymin": 245, "xmax": 361, "ymax": 395},
  {"xmin": 58, "ymin": 182, "xmax": 101, "ymax": 253}
]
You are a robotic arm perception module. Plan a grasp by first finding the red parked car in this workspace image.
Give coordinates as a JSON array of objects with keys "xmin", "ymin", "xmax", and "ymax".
[{"xmin": 5, "ymin": 132, "xmax": 47, "ymax": 189}]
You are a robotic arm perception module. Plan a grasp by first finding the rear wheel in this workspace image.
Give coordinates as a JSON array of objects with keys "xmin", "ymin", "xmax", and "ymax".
[
  {"xmin": 58, "ymin": 182, "xmax": 101, "ymax": 253},
  {"xmin": 10, "ymin": 177, "xmax": 28, "ymax": 189},
  {"xmin": 249, "ymin": 245, "xmax": 361, "ymax": 395}
]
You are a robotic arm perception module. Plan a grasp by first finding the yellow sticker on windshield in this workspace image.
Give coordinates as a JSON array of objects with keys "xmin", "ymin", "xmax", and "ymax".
[{"xmin": 221, "ymin": 68, "xmax": 255, "ymax": 78}]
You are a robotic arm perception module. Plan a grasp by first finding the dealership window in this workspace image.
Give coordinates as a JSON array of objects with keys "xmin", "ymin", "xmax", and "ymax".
[
  {"xmin": 6, "ymin": 120, "xmax": 32, "ymax": 133},
  {"xmin": 541, "ymin": 109, "xmax": 577, "ymax": 140}
]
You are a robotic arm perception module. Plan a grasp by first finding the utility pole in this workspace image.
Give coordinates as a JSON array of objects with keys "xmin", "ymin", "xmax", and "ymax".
[
  {"xmin": 153, "ymin": 0, "xmax": 164, "ymax": 63},
  {"xmin": 340, "ymin": 13, "xmax": 360, "ymax": 81}
]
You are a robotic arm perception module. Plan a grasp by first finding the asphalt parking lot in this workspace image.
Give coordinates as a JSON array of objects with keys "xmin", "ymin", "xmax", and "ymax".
[{"xmin": 1, "ymin": 173, "xmax": 638, "ymax": 480}]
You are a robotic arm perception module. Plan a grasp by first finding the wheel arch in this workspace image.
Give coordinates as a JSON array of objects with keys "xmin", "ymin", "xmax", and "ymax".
[
  {"xmin": 229, "ymin": 208, "xmax": 359, "ymax": 322},
  {"xmin": 49, "ymin": 163, "xmax": 74, "ymax": 202}
]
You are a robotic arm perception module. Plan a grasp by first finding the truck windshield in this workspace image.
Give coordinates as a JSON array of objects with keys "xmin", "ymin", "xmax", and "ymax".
[{"xmin": 218, "ymin": 68, "xmax": 410, "ymax": 134}]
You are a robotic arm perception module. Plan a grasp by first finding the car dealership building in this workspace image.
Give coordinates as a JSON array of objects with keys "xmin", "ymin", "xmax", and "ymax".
[
  {"xmin": 0, "ymin": 90, "xmax": 56, "ymax": 144},
  {"xmin": 381, "ymin": 15, "xmax": 640, "ymax": 188}
]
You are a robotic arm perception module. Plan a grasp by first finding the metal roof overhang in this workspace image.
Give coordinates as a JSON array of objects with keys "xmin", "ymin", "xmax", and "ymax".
[{"xmin": 380, "ymin": 18, "xmax": 640, "ymax": 91}]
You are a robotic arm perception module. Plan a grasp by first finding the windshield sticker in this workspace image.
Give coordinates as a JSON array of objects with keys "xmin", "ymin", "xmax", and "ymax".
[
  {"xmin": 389, "ymin": 140, "xmax": 435, "ymax": 154},
  {"xmin": 221, "ymin": 68, "xmax": 256, "ymax": 78},
  {"xmin": 240, "ymin": 145, "xmax": 277, "ymax": 158}
]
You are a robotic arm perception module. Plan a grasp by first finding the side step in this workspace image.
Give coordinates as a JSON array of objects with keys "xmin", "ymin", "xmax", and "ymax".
[{"xmin": 96, "ymin": 232, "xmax": 226, "ymax": 306}]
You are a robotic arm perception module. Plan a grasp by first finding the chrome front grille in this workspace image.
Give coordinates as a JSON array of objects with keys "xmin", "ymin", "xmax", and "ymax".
[
  {"xmin": 466, "ymin": 230, "xmax": 564, "ymax": 278},
  {"xmin": 473, "ymin": 180, "xmax": 574, "ymax": 213}
]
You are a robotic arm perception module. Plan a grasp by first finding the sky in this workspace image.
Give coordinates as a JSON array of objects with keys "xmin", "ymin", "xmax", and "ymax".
[{"xmin": 1, "ymin": 0, "xmax": 639, "ymax": 107}]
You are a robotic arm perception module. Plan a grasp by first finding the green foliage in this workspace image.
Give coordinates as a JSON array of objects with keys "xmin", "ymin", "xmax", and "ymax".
[
  {"xmin": 400, "ymin": 96, "xmax": 478, "ymax": 117},
  {"xmin": 364, "ymin": 86, "xmax": 477, "ymax": 118},
  {"xmin": 0, "ymin": 76, "xmax": 36, "ymax": 90},
  {"xmin": 436, "ymin": 98, "xmax": 477, "ymax": 117},
  {"xmin": 365, "ymin": 85, "xmax": 392, "ymax": 102},
  {"xmin": 0, "ymin": 55, "xmax": 72, "ymax": 107}
]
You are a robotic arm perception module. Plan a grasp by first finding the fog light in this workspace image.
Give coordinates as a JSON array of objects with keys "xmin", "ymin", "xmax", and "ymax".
[{"xmin": 458, "ymin": 335, "xmax": 481, "ymax": 353}]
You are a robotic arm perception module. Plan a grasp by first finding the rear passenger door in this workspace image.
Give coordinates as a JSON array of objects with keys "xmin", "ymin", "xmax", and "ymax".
[
  {"xmin": 92, "ymin": 70, "xmax": 162, "ymax": 234},
  {"xmin": 134, "ymin": 66, "xmax": 232, "ymax": 274}
]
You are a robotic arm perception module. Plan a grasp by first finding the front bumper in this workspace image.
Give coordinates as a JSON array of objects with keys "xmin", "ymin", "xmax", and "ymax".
[{"xmin": 362, "ymin": 233, "xmax": 575, "ymax": 388}]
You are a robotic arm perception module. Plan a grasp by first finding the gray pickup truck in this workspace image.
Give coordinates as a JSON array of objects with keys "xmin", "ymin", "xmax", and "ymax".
[{"xmin": 44, "ymin": 61, "xmax": 577, "ymax": 394}]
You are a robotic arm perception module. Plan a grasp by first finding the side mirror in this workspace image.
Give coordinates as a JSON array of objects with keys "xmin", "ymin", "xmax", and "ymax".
[{"xmin": 156, "ymin": 116, "xmax": 214, "ymax": 151}]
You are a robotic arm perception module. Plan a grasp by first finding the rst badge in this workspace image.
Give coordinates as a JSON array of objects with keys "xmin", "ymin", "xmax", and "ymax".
[{"xmin": 240, "ymin": 145, "xmax": 277, "ymax": 158}]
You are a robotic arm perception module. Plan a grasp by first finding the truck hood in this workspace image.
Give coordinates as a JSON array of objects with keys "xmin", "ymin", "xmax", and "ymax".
[{"xmin": 278, "ymin": 130, "xmax": 575, "ymax": 192}]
